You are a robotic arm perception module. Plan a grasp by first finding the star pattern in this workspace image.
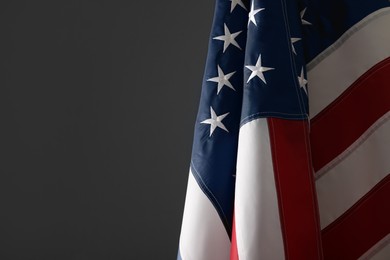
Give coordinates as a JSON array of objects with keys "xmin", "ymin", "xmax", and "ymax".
[
  {"xmin": 291, "ymin": 38, "xmax": 301, "ymax": 55},
  {"xmin": 297, "ymin": 67, "xmax": 308, "ymax": 94},
  {"xmin": 300, "ymin": 8, "xmax": 312, "ymax": 25},
  {"xmin": 245, "ymin": 55, "xmax": 275, "ymax": 84},
  {"xmin": 248, "ymin": 2, "xmax": 265, "ymax": 26},
  {"xmin": 207, "ymin": 65, "xmax": 236, "ymax": 94},
  {"xmin": 201, "ymin": 1, "xmax": 310, "ymax": 138},
  {"xmin": 213, "ymin": 24, "xmax": 242, "ymax": 52},
  {"xmin": 188, "ymin": 0, "xmax": 320, "ymax": 244},
  {"xmin": 201, "ymin": 107, "xmax": 230, "ymax": 136},
  {"xmin": 230, "ymin": 0, "xmax": 247, "ymax": 13}
]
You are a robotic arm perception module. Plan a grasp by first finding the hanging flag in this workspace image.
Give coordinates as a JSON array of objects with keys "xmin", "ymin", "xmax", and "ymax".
[{"xmin": 177, "ymin": 0, "xmax": 390, "ymax": 259}]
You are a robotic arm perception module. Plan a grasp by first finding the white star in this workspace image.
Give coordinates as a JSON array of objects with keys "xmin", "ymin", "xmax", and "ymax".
[
  {"xmin": 291, "ymin": 37, "xmax": 301, "ymax": 55},
  {"xmin": 201, "ymin": 107, "xmax": 229, "ymax": 136},
  {"xmin": 213, "ymin": 24, "xmax": 242, "ymax": 52},
  {"xmin": 248, "ymin": 2, "xmax": 264, "ymax": 26},
  {"xmin": 230, "ymin": 0, "xmax": 247, "ymax": 12},
  {"xmin": 298, "ymin": 67, "xmax": 308, "ymax": 94},
  {"xmin": 245, "ymin": 54, "xmax": 275, "ymax": 84},
  {"xmin": 300, "ymin": 8, "xmax": 312, "ymax": 25},
  {"xmin": 207, "ymin": 65, "xmax": 236, "ymax": 94}
]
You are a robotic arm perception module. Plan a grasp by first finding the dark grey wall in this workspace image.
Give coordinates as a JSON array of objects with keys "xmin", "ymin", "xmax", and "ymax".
[{"xmin": 0, "ymin": 1, "xmax": 213, "ymax": 259}]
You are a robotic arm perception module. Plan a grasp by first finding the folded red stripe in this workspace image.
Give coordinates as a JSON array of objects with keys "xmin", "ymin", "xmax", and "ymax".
[
  {"xmin": 311, "ymin": 57, "xmax": 390, "ymax": 172},
  {"xmin": 322, "ymin": 174, "xmax": 390, "ymax": 259}
]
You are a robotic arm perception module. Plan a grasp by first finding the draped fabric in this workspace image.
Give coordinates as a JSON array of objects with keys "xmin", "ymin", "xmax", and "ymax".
[{"xmin": 178, "ymin": 0, "xmax": 390, "ymax": 259}]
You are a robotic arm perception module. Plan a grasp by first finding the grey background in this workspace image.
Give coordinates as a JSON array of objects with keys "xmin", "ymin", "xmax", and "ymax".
[{"xmin": 0, "ymin": 1, "xmax": 213, "ymax": 259}]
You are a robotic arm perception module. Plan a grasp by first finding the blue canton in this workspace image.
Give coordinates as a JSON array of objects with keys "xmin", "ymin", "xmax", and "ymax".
[{"xmin": 189, "ymin": 0, "xmax": 389, "ymax": 237}]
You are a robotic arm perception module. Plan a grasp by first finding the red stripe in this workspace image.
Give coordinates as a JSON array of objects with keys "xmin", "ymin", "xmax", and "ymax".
[
  {"xmin": 230, "ymin": 214, "xmax": 239, "ymax": 260},
  {"xmin": 322, "ymin": 174, "xmax": 390, "ymax": 260},
  {"xmin": 268, "ymin": 118, "xmax": 323, "ymax": 260},
  {"xmin": 310, "ymin": 57, "xmax": 390, "ymax": 172}
]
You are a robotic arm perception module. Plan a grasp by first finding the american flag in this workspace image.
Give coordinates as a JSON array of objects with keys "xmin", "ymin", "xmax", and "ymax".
[{"xmin": 178, "ymin": 0, "xmax": 390, "ymax": 259}]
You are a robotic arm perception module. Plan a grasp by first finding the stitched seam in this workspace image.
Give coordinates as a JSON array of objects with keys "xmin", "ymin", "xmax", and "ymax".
[
  {"xmin": 190, "ymin": 161, "xmax": 231, "ymax": 233},
  {"xmin": 274, "ymin": 0, "xmax": 322, "ymax": 254},
  {"xmin": 316, "ymin": 111, "xmax": 390, "ymax": 180},
  {"xmin": 322, "ymin": 174, "xmax": 390, "ymax": 235},
  {"xmin": 269, "ymin": 119, "xmax": 323, "ymax": 259},
  {"xmin": 280, "ymin": 0, "xmax": 307, "ymax": 117},
  {"xmin": 268, "ymin": 119, "xmax": 290, "ymax": 260},
  {"xmin": 240, "ymin": 111, "xmax": 307, "ymax": 126},
  {"xmin": 241, "ymin": 0, "xmax": 310, "ymax": 127},
  {"xmin": 300, "ymin": 119, "xmax": 324, "ymax": 259},
  {"xmin": 311, "ymin": 59, "xmax": 390, "ymax": 126},
  {"xmin": 307, "ymin": 7, "xmax": 390, "ymax": 70}
]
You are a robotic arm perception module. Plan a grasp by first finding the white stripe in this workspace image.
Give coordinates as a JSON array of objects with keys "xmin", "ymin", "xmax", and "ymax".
[
  {"xmin": 235, "ymin": 119, "xmax": 285, "ymax": 260},
  {"xmin": 307, "ymin": 8, "xmax": 390, "ymax": 118},
  {"xmin": 359, "ymin": 234, "xmax": 390, "ymax": 260},
  {"xmin": 178, "ymin": 170, "xmax": 230, "ymax": 260},
  {"xmin": 316, "ymin": 114, "xmax": 390, "ymax": 228}
]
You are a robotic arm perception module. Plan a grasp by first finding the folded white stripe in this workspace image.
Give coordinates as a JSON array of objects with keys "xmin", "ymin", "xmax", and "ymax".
[
  {"xmin": 307, "ymin": 7, "xmax": 390, "ymax": 118},
  {"xmin": 235, "ymin": 119, "xmax": 285, "ymax": 260},
  {"xmin": 178, "ymin": 170, "xmax": 230, "ymax": 260},
  {"xmin": 316, "ymin": 113, "xmax": 390, "ymax": 228}
]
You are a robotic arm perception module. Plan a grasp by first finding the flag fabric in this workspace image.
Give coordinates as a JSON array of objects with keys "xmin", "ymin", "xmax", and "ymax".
[{"xmin": 177, "ymin": 0, "xmax": 390, "ymax": 259}]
